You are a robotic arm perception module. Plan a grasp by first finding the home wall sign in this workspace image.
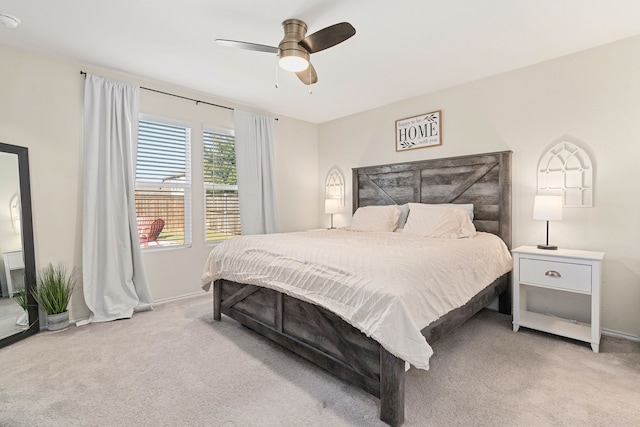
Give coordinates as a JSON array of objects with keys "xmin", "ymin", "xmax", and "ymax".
[{"xmin": 395, "ymin": 110, "xmax": 441, "ymax": 152}]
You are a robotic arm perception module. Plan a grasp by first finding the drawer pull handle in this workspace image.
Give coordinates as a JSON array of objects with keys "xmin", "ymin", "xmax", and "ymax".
[{"xmin": 545, "ymin": 270, "xmax": 561, "ymax": 278}]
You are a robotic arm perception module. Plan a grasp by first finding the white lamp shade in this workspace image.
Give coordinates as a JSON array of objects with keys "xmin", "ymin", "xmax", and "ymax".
[
  {"xmin": 533, "ymin": 195, "xmax": 563, "ymax": 221},
  {"xmin": 12, "ymin": 216, "xmax": 21, "ymax": 234},
  {"xmin": 324, "ymin": 198, "xmax": 341, "ymax": 214}
]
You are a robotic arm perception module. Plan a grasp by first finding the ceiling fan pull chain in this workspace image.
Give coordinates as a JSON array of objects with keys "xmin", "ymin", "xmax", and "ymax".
[
  {"xmin": 308, "ymin": 68, "xmax": 312, "ymax": 95},
  {"xmin": 275, "ymin": 56, "xmax": 279, "ymax": 88}
]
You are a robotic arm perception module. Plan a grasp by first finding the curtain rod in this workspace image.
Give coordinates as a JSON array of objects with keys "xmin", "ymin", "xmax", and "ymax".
[{"xmin": 80, "ymin": 70, "xmax": 234, "ymax": 111}]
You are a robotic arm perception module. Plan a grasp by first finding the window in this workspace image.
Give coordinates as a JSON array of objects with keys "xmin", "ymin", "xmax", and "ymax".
[
  {"xmin": 203, "ymin": 128, "xmax": 241, "ymax": 243},
  {"xmin": 135, "ymin": 119, "xmax": 192, "ymax": 248}
]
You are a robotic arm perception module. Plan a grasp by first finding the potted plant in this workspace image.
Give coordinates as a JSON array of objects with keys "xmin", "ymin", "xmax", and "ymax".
[
  {"xmin": 31, "ymin": 262, "xmax": 76, "ymax": 331},
  {"xmin": 12, "ymin": 288, "xmax": 29, "ymax": 327}
]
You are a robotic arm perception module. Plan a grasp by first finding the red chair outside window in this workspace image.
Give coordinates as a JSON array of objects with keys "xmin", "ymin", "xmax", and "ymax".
[{"xmin": 139, "ymin": 218, "xmax": 165, "ymax": 248}]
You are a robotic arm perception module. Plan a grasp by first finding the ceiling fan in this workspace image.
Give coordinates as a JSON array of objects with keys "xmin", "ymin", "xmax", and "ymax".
[{"xmin": 216, "ymin": 19, "xmax": 356, "ymax": 85}]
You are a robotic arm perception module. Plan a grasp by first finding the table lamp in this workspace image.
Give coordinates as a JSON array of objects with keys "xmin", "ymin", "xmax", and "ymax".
[
  {"xmin": 533, "ymin": 195, "xmax": 563, "ymax": 250},
  {"xmin": 324, "ymin": 198, "xmax": 341, "ymax": 229}
]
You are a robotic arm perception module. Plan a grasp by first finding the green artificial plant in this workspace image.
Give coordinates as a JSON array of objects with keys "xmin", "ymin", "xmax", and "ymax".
[
  {"xmin": 31, "ymin": 262, "xmax": 76, "ymax": 315},
  {"xmin": 12, "ymin": 288, "xmax": 28, "ymax": 311}
]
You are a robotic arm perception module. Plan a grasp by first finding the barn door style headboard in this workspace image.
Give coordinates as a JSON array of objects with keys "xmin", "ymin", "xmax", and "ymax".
[{"xmin": 352, "ymin": 151, "xmax": 512, "ymax": 248}]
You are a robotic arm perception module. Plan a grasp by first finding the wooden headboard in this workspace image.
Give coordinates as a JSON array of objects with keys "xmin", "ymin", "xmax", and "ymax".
[{"xmin": 352, "ymin": 151, "xmax": 512, "ymax": 248}]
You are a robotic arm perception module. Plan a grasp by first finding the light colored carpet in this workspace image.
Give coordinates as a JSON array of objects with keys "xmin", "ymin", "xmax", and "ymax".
[{"xmin": 0, "ymin": 293, "xmax": 638, "ymax": 426}]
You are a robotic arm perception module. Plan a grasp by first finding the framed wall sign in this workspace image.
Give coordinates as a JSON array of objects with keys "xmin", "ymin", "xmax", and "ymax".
[{"xmin": 395, "ymin": 110, "xmax": 442, "ymax": 152}]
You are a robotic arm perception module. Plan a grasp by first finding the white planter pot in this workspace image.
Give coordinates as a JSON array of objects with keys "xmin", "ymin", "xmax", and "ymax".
[
  {"xmin": 16, "ymin": 310, "xmax": 28, "ymax": 327},
  {"xmin": 47, "ymin": 311, "xmax": 69, "ymax": 331}
]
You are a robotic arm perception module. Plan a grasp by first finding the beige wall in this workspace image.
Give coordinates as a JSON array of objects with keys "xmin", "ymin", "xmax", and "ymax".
[
  {"xmin": 0, "ymin": 44, "xmax": 318, "ymax": 321},
  {"xmin": 317, "ymin": 35, "xmax": 640, "ymax": 339}
]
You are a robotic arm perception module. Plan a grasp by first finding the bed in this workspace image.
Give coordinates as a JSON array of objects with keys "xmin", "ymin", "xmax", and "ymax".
[{"xmin": 201, "ymin": 151, "xmax": 512, "ymax": 426}]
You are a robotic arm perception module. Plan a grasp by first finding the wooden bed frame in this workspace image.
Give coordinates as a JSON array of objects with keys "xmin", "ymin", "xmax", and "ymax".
[{"xmin": 212, "ymin": 151, "xmax": 512, "ymax": 426}]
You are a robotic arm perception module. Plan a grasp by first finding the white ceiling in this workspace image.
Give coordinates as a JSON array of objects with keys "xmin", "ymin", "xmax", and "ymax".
[{"xmin": 2, "ymin": 0, "xmax": 640, "ymax": 123}]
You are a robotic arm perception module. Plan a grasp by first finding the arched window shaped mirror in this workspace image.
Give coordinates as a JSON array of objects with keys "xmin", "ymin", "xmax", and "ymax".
[
  {"xmin": 537, "ymin": 141, "xmax": 593, "ymax": 207},
  {"xmin": 10, "ymin": 193, "xmax": 21, "ymax": 234},
  {"xmin": 0, "ymin": 142, "xmax": 38, "ymax": 349},
  {"xmin": 325, "ymin": 167, "xmax": 345, "ymax": 207}
]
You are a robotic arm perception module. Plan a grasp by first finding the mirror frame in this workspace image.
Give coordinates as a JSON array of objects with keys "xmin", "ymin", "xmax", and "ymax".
[{"xmin": 0, "ymin": 142, "xmax": 38, "ymax": 348}]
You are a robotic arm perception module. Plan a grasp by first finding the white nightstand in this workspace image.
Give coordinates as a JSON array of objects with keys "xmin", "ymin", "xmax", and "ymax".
[{"xmin": 511, "ymin": 246, "xmax": 604, "ymax": 352}]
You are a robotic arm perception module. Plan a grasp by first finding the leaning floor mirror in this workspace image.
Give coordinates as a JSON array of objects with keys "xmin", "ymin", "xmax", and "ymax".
[{"xmin": 0, "ymin": 142, "xmax": 38, "ymax": 348}]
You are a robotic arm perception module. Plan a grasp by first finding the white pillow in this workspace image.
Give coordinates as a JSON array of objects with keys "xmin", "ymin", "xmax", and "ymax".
[
  {"xmin": 397, "ymin": 203, "xmax": 473, "ymax": 230},
  {"xmin": 350, "ymin": 205, "xmax": 402, "ymax": 232},
  {"xmin": 439, "ymin": 203, "xmax": 474, "ymax": 221},
  {"xmin": 402, "ymin": 203, "xmax": 476, "ymax": 238}
]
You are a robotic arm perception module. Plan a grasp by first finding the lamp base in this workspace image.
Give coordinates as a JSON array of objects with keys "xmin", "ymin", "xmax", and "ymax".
[{"xmin": 537, "ymin": 244, "xmax": 558, "ymax": 250}]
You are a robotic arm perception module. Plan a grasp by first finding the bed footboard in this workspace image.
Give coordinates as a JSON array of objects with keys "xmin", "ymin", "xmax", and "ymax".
[{"xmin": 213, "ymin": 279, "xmax": 406, "ymax": 426}]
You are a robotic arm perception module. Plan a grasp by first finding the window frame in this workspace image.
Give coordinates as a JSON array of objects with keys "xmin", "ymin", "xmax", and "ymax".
[{"xmin": 135, "ymin": 114, "xmax": 193, "ymax": 250}]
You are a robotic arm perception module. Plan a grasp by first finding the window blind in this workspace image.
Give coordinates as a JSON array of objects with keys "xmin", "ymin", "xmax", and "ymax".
[{"xmin": 203, "ymin": 129, "xmax": 240, "ymax": 243}]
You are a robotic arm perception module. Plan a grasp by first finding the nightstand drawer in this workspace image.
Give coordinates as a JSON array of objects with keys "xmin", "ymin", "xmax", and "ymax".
[{"xmin": 519, "ymin": 258, "xmax": 591, "ymax": 293}]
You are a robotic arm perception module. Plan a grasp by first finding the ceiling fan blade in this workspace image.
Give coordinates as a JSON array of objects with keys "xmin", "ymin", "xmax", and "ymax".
[
  {"xmin": 298, "ymin": 22, "xmax": 355, "ymax": 53},
  {"xmin": 296, "ymin": 62, "xmax": 318, "ymax": 85},
  {"xmin": 215, "ymin": 39, "xmax": 278, "ymax": 54}
]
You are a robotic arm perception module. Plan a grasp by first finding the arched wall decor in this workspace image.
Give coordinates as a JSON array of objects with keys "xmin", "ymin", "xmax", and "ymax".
[
  {"xmin": 325, "ymin": 167, "xmax": 345, "ymax": 207},
  {"xmin": 537, "ymin": 141, "xmax": 593, "ymax": 207},
  {"xmin": 10, "ymin": 193, "xmax": 21, "ymax": 234}
]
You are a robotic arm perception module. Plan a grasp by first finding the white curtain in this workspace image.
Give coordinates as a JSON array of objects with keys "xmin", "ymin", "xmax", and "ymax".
[
  {"xmin": 234, "ymin": 111, "xmax": 280, "ymax": 235},
  {"xmin": 81, "ymin": 74, "xmax": 153, "ymax": 323}
]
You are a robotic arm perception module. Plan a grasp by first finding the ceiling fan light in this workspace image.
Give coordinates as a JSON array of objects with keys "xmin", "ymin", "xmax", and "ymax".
[{"xmin": 279, "ymin": 54, "xmax": 309, "ymax": 72}]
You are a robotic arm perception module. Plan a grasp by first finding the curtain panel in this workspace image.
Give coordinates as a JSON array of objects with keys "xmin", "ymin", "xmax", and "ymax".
[
  {"xmin": 234, "ymin": 111, "xmax": 280, "ymax": 235},
  {"xmin": 81, "ymin": 74, "xmax": 153, "ymax": 323}
]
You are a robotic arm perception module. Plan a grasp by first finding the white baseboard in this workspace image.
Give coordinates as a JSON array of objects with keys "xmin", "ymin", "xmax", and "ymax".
[
  {"xmin": 602, "ymin": 328, "xmax": 640, "ymax": 342},
  {"xmin": 70, "ymin": 291, "xmax": 209, "ymax": 326},
  {"xmin": 153, "ymin": 291, "xmax": 209, "ymax": 305}
]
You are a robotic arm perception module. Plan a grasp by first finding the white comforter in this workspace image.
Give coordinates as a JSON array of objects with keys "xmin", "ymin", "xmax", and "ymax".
[{"xmin": 201, "ymin": 230, "xmax": 512, "ymax": 370}]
